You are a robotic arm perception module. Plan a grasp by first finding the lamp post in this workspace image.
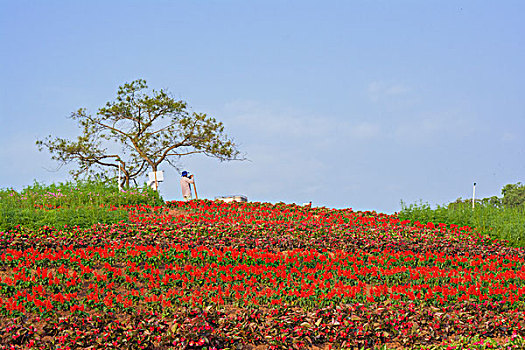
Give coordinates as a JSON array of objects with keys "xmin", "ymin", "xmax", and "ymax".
[
  {"xmin": 472, "ymin": 182, "xmax": 476, "ymax": 209},
  {"xmin": 118, "ymin": 162, "xmax": 122, "ymax": 192}
]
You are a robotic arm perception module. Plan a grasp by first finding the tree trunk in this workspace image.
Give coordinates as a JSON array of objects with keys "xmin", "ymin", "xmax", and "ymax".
[{"xmin": 120, "ymin": 169, "xmax": 130, "ymax": 189}]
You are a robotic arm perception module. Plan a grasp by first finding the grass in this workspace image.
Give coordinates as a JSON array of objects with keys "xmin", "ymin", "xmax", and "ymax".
[
  {"xmin": 399, "ymin": 199, "xmax": 525, "ymax": 247},
  {"xmin": 0, "ymin": 179, "xmax": 163, "ymax": 231}
]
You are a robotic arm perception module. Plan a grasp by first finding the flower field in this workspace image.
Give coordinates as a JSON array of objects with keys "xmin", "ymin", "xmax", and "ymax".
[{"xmin": 1, "ymin": 199, "xmax": 525, "ymax": 349}]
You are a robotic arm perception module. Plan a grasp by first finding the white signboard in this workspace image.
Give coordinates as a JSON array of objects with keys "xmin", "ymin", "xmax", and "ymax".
[
  {"xmin": 148, "ymin": 171, "xmax": 164, "ymax": 182},
  {"xmin": 147, "ymin": 171, "xmax": 164, "ymax": 190}
]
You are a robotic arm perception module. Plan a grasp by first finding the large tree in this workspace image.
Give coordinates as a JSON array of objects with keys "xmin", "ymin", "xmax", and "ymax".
[{"xmin": 37, "ymin": 79, "xmax": 243, "ymax": 187}]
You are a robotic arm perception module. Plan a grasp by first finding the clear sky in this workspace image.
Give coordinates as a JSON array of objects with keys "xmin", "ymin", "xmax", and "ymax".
[{"xmin": 1, "ymin": 1, "xmax": 524, "ymax": 213}]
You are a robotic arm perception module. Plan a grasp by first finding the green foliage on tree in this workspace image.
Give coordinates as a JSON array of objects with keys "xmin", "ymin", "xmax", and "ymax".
[
  {"xmin": 37, "ymin": 79, "xmax": 243, "ymax": 187},
  {"xmin": 502, "ymin": 182, "xmax": 525, "ymax": 208}
]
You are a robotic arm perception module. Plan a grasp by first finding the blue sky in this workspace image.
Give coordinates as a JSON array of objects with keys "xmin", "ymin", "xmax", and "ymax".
[{"xmin": 1, "ymin": 1, "xmax": 524, "ymax": 213}]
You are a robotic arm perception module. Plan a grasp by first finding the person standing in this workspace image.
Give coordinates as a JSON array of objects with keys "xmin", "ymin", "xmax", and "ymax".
[{"xmin": 180, "ymin": 171, "xmax": 194, "ymax": 201}]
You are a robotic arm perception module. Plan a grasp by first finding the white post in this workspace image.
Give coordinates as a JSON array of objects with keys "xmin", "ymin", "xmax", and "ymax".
[
  {"xmin": 472, "ymin": 182, "xmax": 476, "ymax": 209},
  {"xmin": 118, "ymin": 164, "xmax": 122, "ymax": 192}
]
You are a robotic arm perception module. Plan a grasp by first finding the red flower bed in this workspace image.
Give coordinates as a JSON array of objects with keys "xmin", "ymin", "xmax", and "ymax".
[{"xmin": 0, "ymin": 200, "xmax": 524, "ymax": 348}]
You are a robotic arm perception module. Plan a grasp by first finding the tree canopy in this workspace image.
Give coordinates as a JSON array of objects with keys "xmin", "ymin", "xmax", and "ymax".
[
  {"xmin": 37, "ymin": 79, "xmax": 243, "ymax": 187},
  {"xmin": 502, "ymin": 182, "xmax": 525, "ymax": 208}
]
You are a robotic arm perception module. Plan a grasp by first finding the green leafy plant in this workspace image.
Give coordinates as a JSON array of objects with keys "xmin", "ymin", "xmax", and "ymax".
[
  {"xmin": 0, "ymin": 179, "xmax": 163, "ymax": 230},
  {"xmin": 400, "ymin": 183, "xmax": 525, "ymax": 247}
]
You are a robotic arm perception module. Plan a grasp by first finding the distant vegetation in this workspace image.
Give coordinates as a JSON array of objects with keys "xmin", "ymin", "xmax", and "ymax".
[
  {"xmin": 0, "ymin": 180, "xmax": 163, "ymax": 231},
  {"xmin": 400, "ymin": 182, "xmax": 525, "ymax": 247},
  {"xmin": 4, "ymin": 178, "xmax": 525, "ymax": 248}
]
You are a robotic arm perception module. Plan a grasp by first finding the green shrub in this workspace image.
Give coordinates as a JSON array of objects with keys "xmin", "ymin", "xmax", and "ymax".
[
  {"xmin": 0, "ymin": 179, "xmax": 163, "ymax": 231},
  {"xmin": 399, "ymin": 200, "xmax": 525, "ymax": 247},
  {"xmin": 1, "ymin": 207, "xmax": 129, "ymax": 230}
]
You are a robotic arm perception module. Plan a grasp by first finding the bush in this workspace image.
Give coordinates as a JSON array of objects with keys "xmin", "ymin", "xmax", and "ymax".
[
  {"xmin": 0, "ymin": 179, "xmax": 164, "ymax": 231},
  {"xmin": 400, "ymin": 200, "xmax": 525, "ymax": 247}
]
